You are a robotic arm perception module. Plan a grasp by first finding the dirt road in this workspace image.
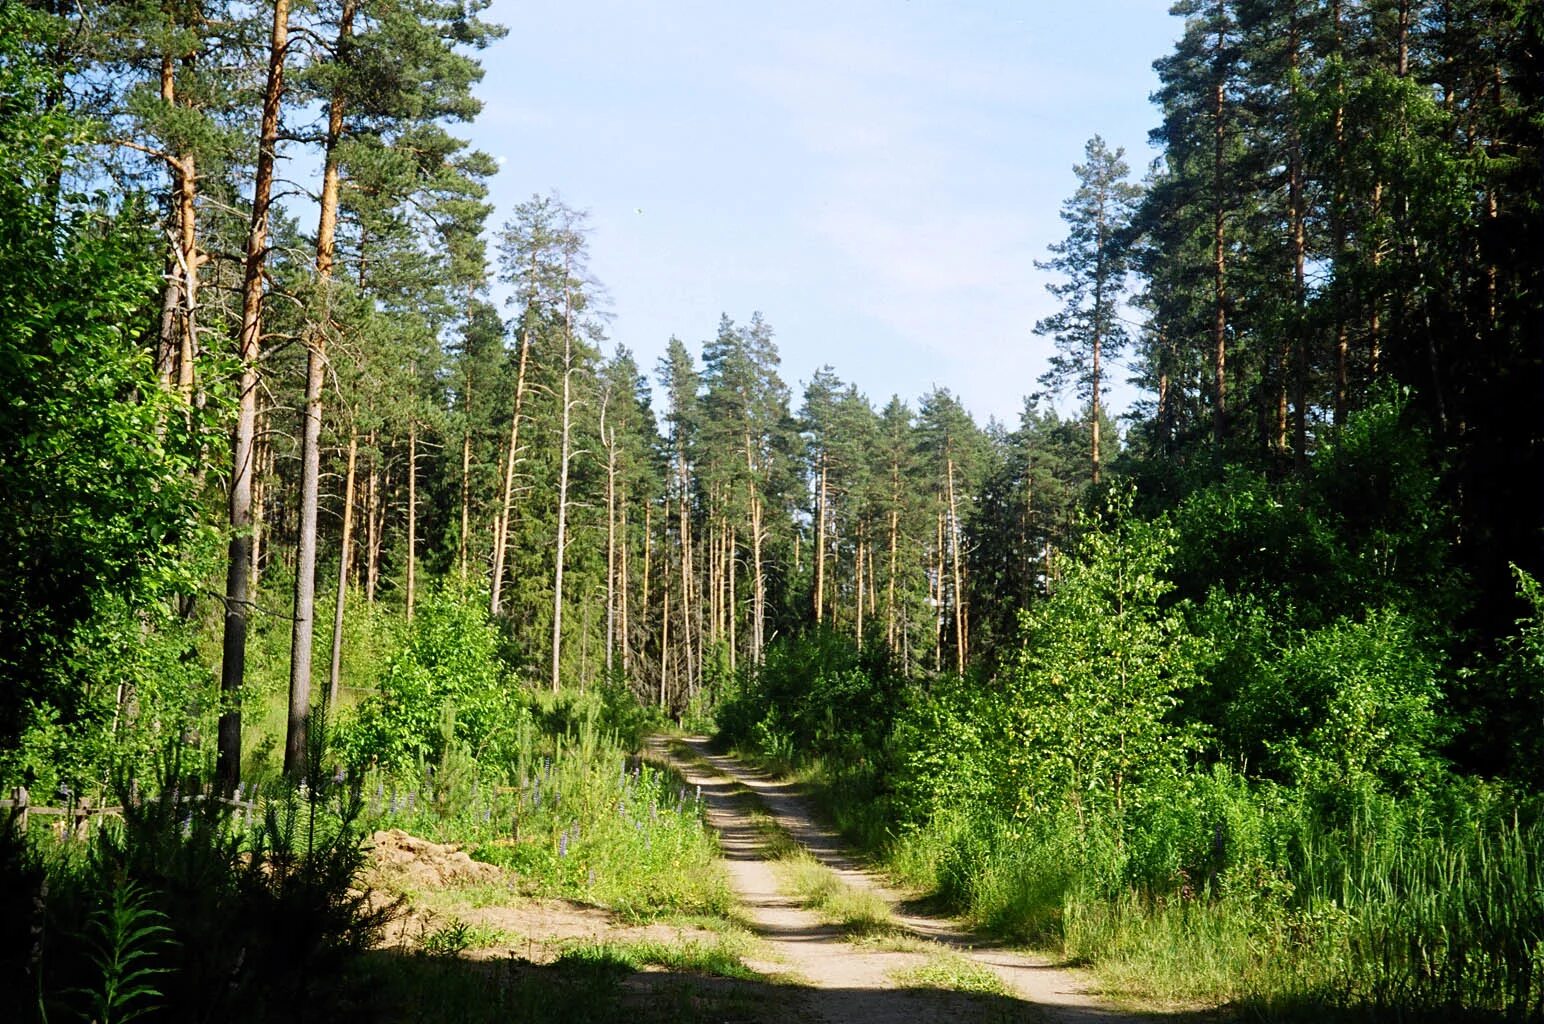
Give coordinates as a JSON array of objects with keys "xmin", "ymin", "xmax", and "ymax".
[{"xmin": 651, "ymin": 736, "xmax": 1138, "ymax": 1024}]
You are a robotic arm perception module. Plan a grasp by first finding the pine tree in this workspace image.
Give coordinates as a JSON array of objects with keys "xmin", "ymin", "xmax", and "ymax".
[{"xmin": 1035, "ymin": 135, "xmax": 1142, "ymax": 485}]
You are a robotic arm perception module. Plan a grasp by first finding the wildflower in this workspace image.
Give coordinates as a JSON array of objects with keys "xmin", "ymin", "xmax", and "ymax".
[{"xmin": 559, "ymin": 830, "xmax": 569, "ymax": 858}]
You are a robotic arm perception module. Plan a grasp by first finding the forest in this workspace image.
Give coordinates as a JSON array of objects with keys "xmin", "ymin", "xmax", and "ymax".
[{"xmin": 1, "ymin": 0, "xmax": 1542, "ymax": 1021}]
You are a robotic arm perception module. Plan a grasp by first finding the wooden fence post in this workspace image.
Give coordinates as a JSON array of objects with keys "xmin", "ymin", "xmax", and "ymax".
[{"xmin": 11, "ymin": 786, "xmax": 27, "ymax": 834}]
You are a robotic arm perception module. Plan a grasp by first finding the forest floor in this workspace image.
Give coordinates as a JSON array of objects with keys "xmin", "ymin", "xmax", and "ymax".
[{"xmin": 365, "ymin": 738, "xmax": 1221, "ymax": 1023}]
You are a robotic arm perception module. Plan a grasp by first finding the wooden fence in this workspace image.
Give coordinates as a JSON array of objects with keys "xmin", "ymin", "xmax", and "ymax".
[{"xmin": 1, "ymin": 786, "xmax": 259, "ymax": 838}]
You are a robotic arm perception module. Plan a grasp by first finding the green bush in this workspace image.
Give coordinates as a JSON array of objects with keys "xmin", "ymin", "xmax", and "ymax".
[
  {"xmin": 717, "ymin": 627, "xmax": 903, "ymax": 767},
  {"xmin": 341, "ymin": 582, "xmax": 531, "ymax": 775}
]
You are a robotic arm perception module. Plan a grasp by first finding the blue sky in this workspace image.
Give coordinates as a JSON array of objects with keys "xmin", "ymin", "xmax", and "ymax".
[{"xmin": 465, "ymin": 1, "xmax": 1179, "ymax": 427}]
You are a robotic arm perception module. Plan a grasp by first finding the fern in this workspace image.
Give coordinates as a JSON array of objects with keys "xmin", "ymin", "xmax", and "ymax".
[{"xmin": 74, "ymin": 879, "xmax": 174, "ymax": 1024}]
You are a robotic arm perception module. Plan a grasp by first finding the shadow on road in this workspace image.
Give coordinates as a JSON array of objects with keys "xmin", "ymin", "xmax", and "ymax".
[{"xmin": 353, "ymin": 946, "xmax": 1240, "ymax": 1024}]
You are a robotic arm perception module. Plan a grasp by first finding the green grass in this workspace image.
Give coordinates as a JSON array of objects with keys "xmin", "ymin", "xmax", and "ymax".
[
  {"xmin": 890, "ymin": 955, "xmax": 1009, "ymax": 997},
  {"xmin": 775, "ymin": 851, "xmax": 900, "ymax": 938},
  {"xmin": 556, "ymin": 933, "xmax": 762, "ymax": 981},
  {"xmin": 419, "ymin": 916, "xmax": 509, "ymax": 956}
]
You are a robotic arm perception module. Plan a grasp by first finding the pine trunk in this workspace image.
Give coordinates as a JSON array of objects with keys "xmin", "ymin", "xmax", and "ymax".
[
  {"xmin": 814, "ymin": 455, "xmax": 828, "ymax": 623},
  {"xmin": 407, "ymin": 422, "xmax": 417, "ymax": 623},
  {"xmin": 604, "ymin": 420, "xmax": 617, "ymax": 678},
  {"xmin": 490, "ymin": 326, "xmax": 532, "ymax": 615},
  {"xmin": 218, "ymin": 0, "xmax": 289, "ymax": 793},
  {"xmin": 328, "ymin": 429, "xmax": 358, "ymax": 706},
  {"xmin": 946, "ymin": 453, "xmax": 966, "ymax": 674},
  {"xmin": 550, "ymin": 306, "xmax": 575, "ymax": 693}
]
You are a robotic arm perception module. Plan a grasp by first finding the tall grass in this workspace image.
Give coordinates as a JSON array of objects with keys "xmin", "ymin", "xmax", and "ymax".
[
  {"xmin": 869, "ymin": 770, "xmax": 1544, "ymax": 1017},
  {"xmin": 360, "ymin": 706, "xmax": 729, "ymax": 920}
]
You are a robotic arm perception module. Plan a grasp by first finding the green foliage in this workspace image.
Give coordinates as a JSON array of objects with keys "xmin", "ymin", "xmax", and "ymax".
[
  {"xmin": 342, "ymin": 582, "xmax": 531, "ymax": 774},
  {"xmin": 1243, "ymin": 610, "xmax": 1444, "ymax": 792},
  {"xmin": 1001, "ymin": 487, "xmax": 1202, "ymax": 817},
  {"xmin": 72, "ymin": 880, "xmax": 173, "ymax": 1024},
  {"xmin": 716, "ymin": 627, "xmax": 903, "ymax": 767},
  {"xmin": 1498, "ymin": 567, "xmax": 1544, "ymax": 786},
  {"xmin": 0, "ymin": 754, "xmax": 390, "ymax": 1024},
  {"xmin": 0, "ymin": 3, "xmax": 214, "ymax": 792}
]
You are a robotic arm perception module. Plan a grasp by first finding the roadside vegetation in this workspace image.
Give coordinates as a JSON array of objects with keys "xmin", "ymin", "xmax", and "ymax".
[{"xmin": 717, "ymin": 425, "xmax": 1544, "ymax": 1018}]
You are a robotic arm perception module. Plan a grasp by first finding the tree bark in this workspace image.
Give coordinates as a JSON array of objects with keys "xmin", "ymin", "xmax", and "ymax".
[
  {"xmin": 619, "ymin": 495, "xmax": 631, "ymax": 678},
  {"xmin": 886, "ymin": 461, "xmax": 899, "ymax": 651},
  {"xmin": 286, "ymin": 0, "xmax": 357, "ymax": 775},
  {"xmin": 676, "ymin": 448, "xmax": 694, "ymax": 694},
  {"xmin": 218, "ymin": 0, "xmax": 289, "ymax": 793},
  {"xmin": 365, "ymin": 431, "xmax": 379, "ymax": 604},
  {"xmin": 407, "ymin": 420, "xmax": 417, "ymax": 622},
  {"xmin": 490, "ymin": 323, "xmax": 531, "ymax": 615},
  {"xmin": 603, "ymin": 412, "xmax": 617, "ymax": 678},
  {"xmin": 946, "ymin": 452, "xmax": 966, "ymax": 674},
  {"xmin": 814, "ymin": 454, "xmax": 828, "ymax": 624},
  {"xmin": 1211, "ymin": 13, "xmax": 1229, "ymax": 445},
  {"xmin": 328, "ymin": 428, "xmax": 358, "ymax": 706},
  {"xmin": 1288, "ymin": 11, "xmax": 1308, "ymax": 468},
  {"xmin": 660, "ymin": 554, "xmax": 671, "ymax": 709},
  {"xmin": 550, "ymin": 294, "xmax": 575, "ymax": 692}
]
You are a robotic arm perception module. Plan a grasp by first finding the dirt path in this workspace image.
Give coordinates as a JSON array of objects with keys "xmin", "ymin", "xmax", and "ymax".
[{"xmin": 650, "ymin": 736, "xmax": 1139, "ymax": 1024}]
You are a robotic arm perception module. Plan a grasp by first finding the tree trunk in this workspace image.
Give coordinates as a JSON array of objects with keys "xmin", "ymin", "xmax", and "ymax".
[
  {"xmin": 1212, "ymin": 92, "xmax": 1228, "ymax": 444},
  {"xmin": 155, "ymin": 52, "xmax": 200, "ymax": 405},
  {"xmin": 490, "ymin": 324, "xmax": 531, "ymax": 615},
  {"xmin": 676, "ymin": 450, "xmax": 694, "ymax": 694},
  {"xmin": 642, "ymin": 502, "xmax": 652, "ymax": 653},
  {"xmin": 814, "ymin": 455, "xmax": 828, "ymax": 623},
  {"xmin": 218, "ymin": 0, "xmax": 289, "ymax": 793},
  {"xmin": 1211, "ymin": 13, "xmax": 1229, "ymax": 444},
  {"xmin": 1332, "ymin": 0, "xmax": 1350, "ymax": 426},
  {"xmin": 365, "ymin": 431, "xmax": 379, "ymax": 604},
  {"xmin": 328, "ymin": 428, "xmax": 358, "ymax": 707},
  {"xmin": 746, "ymin": 438, "xmax": 765, "ymax": 663},
  {"xmin": 285, "ymin": 0, "xmax": 356, "ymax": 775},
  {"xmin": 407, "ymin": 421, "xmax": 417, "ymax": 622},
  {"xmin": 250, "ymin": 407, "xmax": 267, "ymax": 591},
  {"xmin": 933, "ymin": 510, "xmax": 945, "ymax": 674},
  {"xmin": 886, "ymin": 467, "xmax": 899, "ymax": 651},
  {"xmin": 459, "ymin": 432, "xmax": 471, "ymax": 580},
  {"xmin": 660, "ymin": 555, "xmax": 671, "ymax": 709},
  {"xmin": 729, "ymin": 524, "xmax": 739, "ymax": 670},
  {"xmin": 946, "ymin": 453, "xmax": 966, "ymax": 674},
  {"xmin": 855, "ymin": 529, "xmax": 865, "ymax": 639},
  {"xmin": 1288, "ymin": 13, "xmax": 1308, "ymax": 468},
  {"xmin": 619, "ymin": 495, "xmax": 631, "ymax": 678},
  {"xmin": 550, "ymin": 300, "xmax": 575, "ymax": 693},
  {"xmin": 604, "ymin": 417, "xmax": 617, "ymax": 678}
]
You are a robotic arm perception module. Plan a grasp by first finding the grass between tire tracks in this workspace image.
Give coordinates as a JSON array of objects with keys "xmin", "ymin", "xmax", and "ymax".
[{"xmin": 666, "ymin": 739, "xmax": 1035, "ymax": 1002}]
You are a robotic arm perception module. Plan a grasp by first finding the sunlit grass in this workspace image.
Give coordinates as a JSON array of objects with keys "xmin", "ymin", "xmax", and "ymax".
[{"xmin": 890, "ymin": 954, "xmax": 1009, "ymax": 997}]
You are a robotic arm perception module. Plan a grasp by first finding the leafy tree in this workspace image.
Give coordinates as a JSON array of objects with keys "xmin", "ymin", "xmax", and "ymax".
[
  {"xmin": 0, "ymin": 4, "xmax": 208, "ymax": 788},
  {"xmin": 1001, "ymin": 489, "xmax": 1201, "ymax": 820}
]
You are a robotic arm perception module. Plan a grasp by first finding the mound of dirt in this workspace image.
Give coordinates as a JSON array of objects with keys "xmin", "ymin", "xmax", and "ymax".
[{"xmin": 367, "ymin": 828, "xmax": 503, "ymax": 889}]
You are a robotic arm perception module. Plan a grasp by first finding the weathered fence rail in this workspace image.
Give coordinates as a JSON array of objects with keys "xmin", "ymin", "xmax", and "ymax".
[{"xmin": 1, "ymin": 786, "xmax": 259, "ymax": 837}]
